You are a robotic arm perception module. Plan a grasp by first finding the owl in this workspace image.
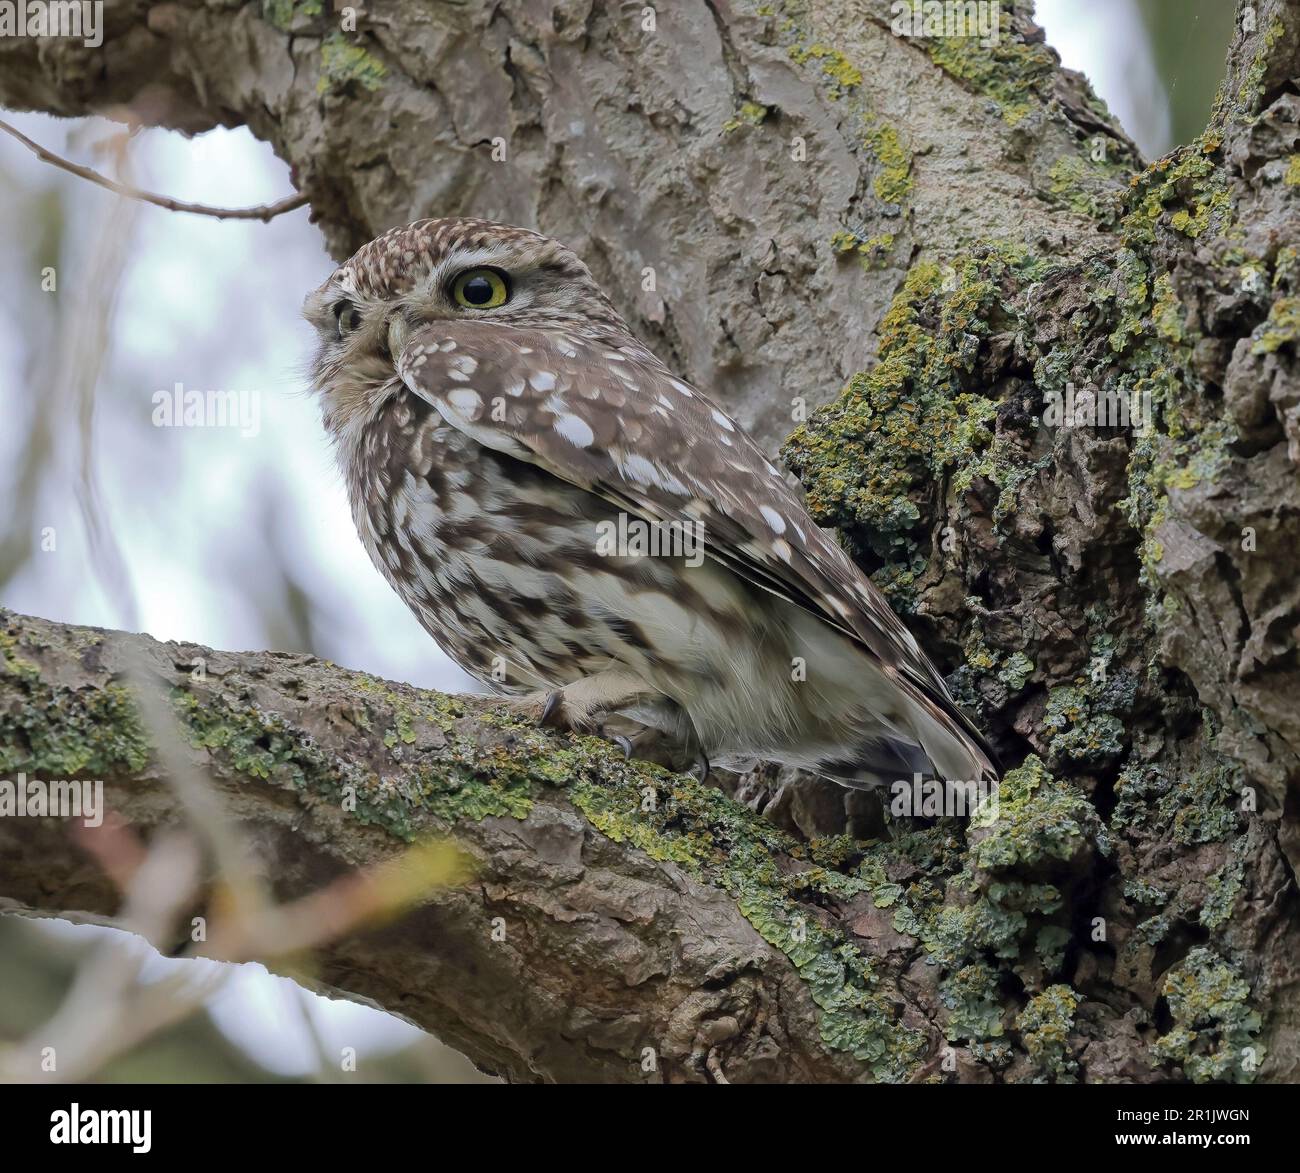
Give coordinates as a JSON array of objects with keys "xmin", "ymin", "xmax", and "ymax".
[{"xmin": 304, "ymin": 218, "xmax": 996, "ymax": 788}]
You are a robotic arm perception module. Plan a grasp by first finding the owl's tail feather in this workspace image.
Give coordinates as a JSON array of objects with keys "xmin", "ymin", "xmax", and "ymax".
[
  {"xmin": 813, "ymin": 735, "xmax": 936, "ymax": 792},
  {"xmin": 815, "ymin": 700, "xmax": 999, "ymax": 793},
  {"xmin": 909, "ymin": 691, "xmax": 1001, "ymax": 784}
]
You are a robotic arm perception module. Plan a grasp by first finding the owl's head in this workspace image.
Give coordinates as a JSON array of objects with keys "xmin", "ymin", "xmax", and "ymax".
[{"xmin": 303, "ymin": 217, "xmax": 629, "ymax": 431}]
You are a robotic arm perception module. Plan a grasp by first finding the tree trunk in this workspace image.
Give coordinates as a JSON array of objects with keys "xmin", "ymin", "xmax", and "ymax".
[{"xmin": 1, "ymin": 0, "xmax": 1297, "ymax": 1082}]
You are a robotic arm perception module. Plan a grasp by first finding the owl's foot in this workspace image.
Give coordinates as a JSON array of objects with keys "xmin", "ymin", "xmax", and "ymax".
[
  {"xmin": 514, "ymin": 687, "xmax": 648, "ymax": 760},
  {"xmin": 537, "ymin": 689, "xmax": 568, "ymax": 728},
  {"xmin": 598, "ymin": 720, "xmax": 710, "ymax": 781},
  {"xmin": 522, "ymin": 685, "xmax": 625, "ymax": 735},
  {"xmin": 512, "ymin": 672, "xmax": 709, "ymax": 779},
  {"xmin": 509, "ymin": 671, "xmax": 656, "ymax": 736}
]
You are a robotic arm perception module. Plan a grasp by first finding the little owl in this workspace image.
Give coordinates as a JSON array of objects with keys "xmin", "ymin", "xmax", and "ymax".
[{"xmin": 304, "ymin": 217, "xmax": 995, "ymax": 788}]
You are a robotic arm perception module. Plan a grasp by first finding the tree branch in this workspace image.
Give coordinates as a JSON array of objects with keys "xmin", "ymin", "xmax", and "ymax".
[
  {"xmin": 0, "ymin": 117, "xmax": 308, "ymax": 221},
  {"xmin": 0, "ymin": 607, "xmax": 902, "ymax": 1083}
]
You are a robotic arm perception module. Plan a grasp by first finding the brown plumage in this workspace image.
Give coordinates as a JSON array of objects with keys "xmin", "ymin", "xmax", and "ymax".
[{"xmin": 304, "ymin": 217, "xmax": 996, "ymax": 787}]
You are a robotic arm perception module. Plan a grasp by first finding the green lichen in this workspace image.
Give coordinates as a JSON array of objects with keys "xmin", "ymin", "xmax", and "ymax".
[
  {"xmin": 969, "ymin": 1039, "xmax": 1014, "ymax": 1069},
  {"xmin": 957, "ymin": 628, "xmax": 1037, "ymax": 711},
  {"xmin": 941, "ymin": 962, "xmax": 1003, "ymax": 1041},
  {"xmin": 782, "ymin": 244, "xmax": 1049, "ymax": 610},
  {"xmin": 1112, "ymin": 132, "xmax": 1246, "ymax": 604},
  {"xmin": 568, "ymin": 763, "xmax": 928, "ymax": 1079},
  {"xmin": 963, "ymin": 628, "xmax": 998, "ymax": 674},
  {"xmin": 1234, "ymin": 18, "xmax": 1284, "ymax": 114},
  {"xmin": 1041, "ymin": 677, "xmax": 1131, "ymax": 768},
  {"xmin": 1285, "ymin": 155, "xmax": 1300, "ymax": 186},
  {"xmin": 1126, "ymin": 414, "xmax": 1235, "ymax": 583},
  {"xmin": 1104, "ymin": 246, "xmax": 1151, "ymax": 352},
  {"xmin": 1150, "ymin": 272, "xmax": 1186, "ymax": 344},
  {"xmin": 863, "ymin": 120, "xmax": 912, "ymax": 205},
  {"xmin": 173, "ymin": 688, "xmax": 428, "ymax": 839},
  {"xmin": 0, "ymin": 628, "xmax": 42, "ymax": 683},
  {"xmin": 830, "ymin": 229, "xmax": 896, "ymax": 269},
  {"xmin": 163, "ymin": 671, "xmax": 562, "ymax": 838},
  {"xmin": 787, "ymin": 42, "xmax": 862, "ymax": 98},
  {"xmin": 859, "ymin": 233, "xmax": 895, "ymax": 263},
  {"xmin": 0, "ymin": 681, "xmax": 150, "ymax": 779},
  {"xmin": 1047, "ymin": 155, "xmax": 1125, "ymax": 225},
  {"xmin": 1275, "ymin": 246, "xmax": 1298, "ymax": 290},
  {"xmin": 318, "ymin": 32, "xmax": 387, "ymax": 95},
  {"xmin": 1035, "ymin": 925, "xmax": 1071, "ymax": 972},
  {"xmin": 261, "ymin": 0, "xmax": 321, "ymax": 32},
  {"xmin": 968, "ymin": 755, "xmax": 1108, "ymax": 873},
  {"xmin": 1199, "ymin": 840, "xmax": 1248, "ymax": 931},
  {"xmin": 806, "ymin": 833, "xmax": 860, "ymax": 868},
  {"xmin": 996, "ymin": 652, "xmax": 1035, "ymax": 692},
  {"xmin": 1111, "ymin": 757, "xmax": 1242, "ymax": 846},
  {"xmin": 1152, "ymin": 947, "xmax": 1260, "ymax": 1083},
  {"xmin": 1120, "ymin": 133, "xmax": 1233, "ymax": 252},
  {"xmin": 1017, "ymin": 985, "xmax": 1079, "ymax": 1082},
  {"xmin": 383, "ymin": 708, "xmax": 418, "ymax": 748},
  {"xmin": 1250, "ymin": 296, "xmax": 1300, "ymax": 354},
  {"xmin": 1124, "ymin": 877, "xmax": 1170, "ymax": 907},
  {"xmin": 898, "ymin": 0, "xmax": 1058, "ymax": 126},
  {"xmin": 839, "ymin": 760, "xmax": 1102, "ymax": 1050},
  {"xmin": 1134, "ymin": 913, "xmax": 1171, "ymax": 945},
  {"xmin": 416, "ymin": 749, "xmax": 537, "ymax": 823},
  {"xmin": 0, "ymin": 629, "xmax": 150, "ymax": 778},
  {"xmin": 722, "ymin": 101, "xmax": 770, "ymax": 132},
  {"xmin": 1025, "ymin": 636, "xmax": 1135, "ymax": 769}
]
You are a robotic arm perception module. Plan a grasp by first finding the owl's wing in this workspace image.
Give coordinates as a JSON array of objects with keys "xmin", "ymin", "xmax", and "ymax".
[{"xmin": 398, "ymin": 322, "xmax": 994, "ymax": 776}]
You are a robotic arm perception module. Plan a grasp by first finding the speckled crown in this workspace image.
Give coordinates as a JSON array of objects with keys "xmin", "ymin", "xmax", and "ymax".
[{"xmin": 325, "ymin": 217, "xmax": 589, "ymax": 300}]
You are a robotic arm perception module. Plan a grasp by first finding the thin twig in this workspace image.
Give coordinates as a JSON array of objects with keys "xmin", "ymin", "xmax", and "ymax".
[{"xmin": 0, "ymin": 117, "xmax": 308, "ymax": 222}]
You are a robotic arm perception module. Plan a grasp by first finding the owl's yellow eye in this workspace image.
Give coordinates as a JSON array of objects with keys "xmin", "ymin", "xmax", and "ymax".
[{"xmin": 451, "ymin": 268, "xmax": 510, "ymax": 309}]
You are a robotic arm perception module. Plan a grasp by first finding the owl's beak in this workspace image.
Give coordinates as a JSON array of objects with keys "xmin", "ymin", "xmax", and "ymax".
[{"xmin": 387, "ymin": 313, "xmax": 408, "ymax": 361}]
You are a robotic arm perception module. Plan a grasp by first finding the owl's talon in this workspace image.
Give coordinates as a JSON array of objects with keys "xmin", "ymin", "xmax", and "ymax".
[
  {"xmin": 538, "ymin": 690, "xmax": 565, "ymax": 728},
  {"xmin": 611, "ymin": 733, "xmax": 634, "ymax": 759}
]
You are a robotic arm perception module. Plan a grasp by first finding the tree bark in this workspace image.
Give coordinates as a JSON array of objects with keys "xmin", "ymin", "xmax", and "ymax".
[
  {"xmin": 2, "ymin": 606, "xmax": 907, "ymax": 1083},
  {"xmin": 1, "ymin": 0, "xmax": 1298, "ymax": 1082}
]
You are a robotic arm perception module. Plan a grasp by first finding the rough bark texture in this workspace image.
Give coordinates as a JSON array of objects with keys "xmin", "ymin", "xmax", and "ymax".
[
  {"xmin": 2, "ymin": 608, "xmax": 906, "ymax": 1083},
  {"xmin": 2, "ymin": 0, "xmax": 1299, "ymax": 1083}
]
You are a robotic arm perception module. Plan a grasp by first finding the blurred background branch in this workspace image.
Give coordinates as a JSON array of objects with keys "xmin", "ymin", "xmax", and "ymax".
[{"xmin": 0, "ymin": 117, "xmax": 308, "ymax": 221}]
